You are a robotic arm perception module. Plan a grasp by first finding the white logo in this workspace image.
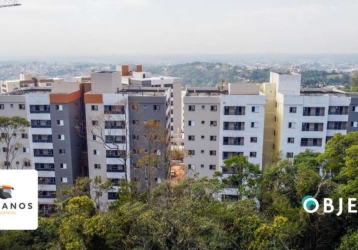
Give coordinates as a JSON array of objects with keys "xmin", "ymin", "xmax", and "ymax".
[{"xmin": 0, "ymin": 170, "xmax": 38, "ymax": 230}]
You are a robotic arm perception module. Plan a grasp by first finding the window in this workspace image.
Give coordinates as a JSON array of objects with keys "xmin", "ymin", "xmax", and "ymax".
[
  {"xmin": 21, "ymin": 133, "xmax": 28, "ymax": 139},
  {"xmin": 287, "ymin": 138, "xmax": 295, "ymax": 143},
  {"xmin": 132, "ymin": 135, "xmax": 139, "ymax": 140},
  {"xmin": 10, "ymin": 104, "xmax": 14, "ymax": 108},
  {"xmin": 59, "ymin": 163, "xmax": 67, "ymax": 169},
  {"xmin": 143, "ymin": 104, "xmax": 148, "ymax": 109},
  {"xmin": 288, "ymin": 122, "xmax": 295, "ymax": 128},
  {"xmin": 57, "ymin": 120, "xmax": 64, "ymax": 126},
  {"xmin": 0, "ymin": 104, "xmax": 4, "ymax": 109},
  {"xmin": 132, "ymin": 120, "xmax": 139, "ymax": 125},
  {"xmin": 211, "ymin": 105, "xmax": 217, "ymax": 111},
  {"xmin": 273, "ymin": 130, "xmax": 276, "ymax": 136},
  {"xmin": 92, "ymin": 135, "xmax": 97, "ymax": 141},
  {"xmin": 201, "ymin": 150, "xmax": 204, "ymax": 154},
  {"xmin": 153, "ymin": 105, "xmax": 160, "ymax": 111},
  {"xmin": 24, "ymin": 161, "xmax": 31, "ymax": 167},
  {"xmin": 210, "ymin": 136, "xmax": 217, "ymax": 141},
  {"xmin": 201, "ymin": 135, "xmax": 205, "ymax": 139},
  {"xmin": 188, "ymin": 150, "xmax": 195, "ymax": 156},
  {"xmin": 91, "ymin": 105, "xmax": 98, "ymax": 111},
  {"xmin": 353, "ymin": 106, "xmax": 358, "ymax": 112},
  {"xmin": 188, "ymin": 120, "xmax": 195, "ymax": 126},
  {"xmin": 61, "ymin": 177, "xmax": 68, "ymax": 183},
  {"xmin": 251, "ymin": 122, "xmax": 258, "ymax": 128},
  {"xmin": 289, "ymin": 107, "xmax": 297, "ymax": 113},
  {"xmin": 56, "ymin": 105, "xmax": 63, "ymax": 111},
  {"xmin": 132, "ymin": 104, "xmax": 138, "ymax": 110},
  {"xmin": 188, "ymin": 164, "xmax": 195, "ymax": 170},
  {"xmin": 94, "ymin": 164, "xmax": 101, "ymax": 169},
  {"xmin": 210, "ymin": 121, "xmax": 217, "ymax": 127},
  {"xmin": 201, "ymin": 105, "xmax": 205, "ymax": 110},
  {"xmin": 59, "ymin": 149, "xmax": 66, "ymax": 155},
  {"xmin": 250, "ymin": 137, "xmax": 257, "ymax": 143},
  {"xmin": 209, "ymin": 165, "xmax": 216, "ymax": 170},
  {"xmin": 19, "ymin": 104, "xmax": 25, "ymax": 110},
  {"xmin": 188, "ymin": 135, "xmax": 195, "ymax": 141},
  {"xmin": 23, "ymin": 147, "xmax": 29, "ymax": 153},
  {"xmin": 252, "ymin": 106, "xmax": 259, "ymax": 113},
  {"xmin": 188, "ymin": 105, "xmax": 195, "ymax": 111},
  {"xmin": 58, "ymin": 135, "xmax": 65, "ymax": 140},
  {"xmin": 201, "ymin": 164, "xmax": 204, "ymax": 168},
  {"xmin": 92, "ymin": 120, "xmax": 99, "ymax": 126},
  {"xmin": 250, "ymin": 152, "xmax": 257, "ymax": 158},
  {"xmin": 93, "ymin": 150, "xmax": 100, "ymax": 155},
  {"xmin": 274, "ymin": 116, "xmax": 277, "ymax": 122},
  {"xmin": 286, "ymin": 152, "xmax": 294, "ymax": 158},
  {"xmin": 351, "ymin": 122, "xmax": 358, "ymax": 127},
  {"xmin": 210, "ymin": 150, "xmax": 216, "ymax": 156}
]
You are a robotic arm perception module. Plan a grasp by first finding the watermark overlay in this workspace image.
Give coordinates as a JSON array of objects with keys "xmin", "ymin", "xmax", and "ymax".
[
  {"xmin": 302, "ymin": 195, "xmax": 358, "ymax": 216},
  {"xmin": 0, "ymin": 170, "xmax": 38, "ymax": 230}
]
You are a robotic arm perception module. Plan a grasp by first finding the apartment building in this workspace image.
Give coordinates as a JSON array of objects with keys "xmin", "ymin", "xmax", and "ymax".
[
  {"xmin": 1, "ymin": 73, "xmax": 63, "ymax": 93},
  {"xmin": 183, "ymin": 83, "xmax": 266, "ymax": 179},
  {"xmin": 84, "ymin": 71, "xmax": 171, "ymax": 205},
  {"xmin": 0, "ymin": 82, "xmax": 85, "ymax": 212},
  {"xmin": 118, "ymin": 65, "xmax": 183, "ymax": 135},
  {"xmin": 127, "ymin": 87, "xmax": 171, "ymax": 191},
  {"xmin": 262, "ymin": 71, "xmax": 358, "ymax": 165}
]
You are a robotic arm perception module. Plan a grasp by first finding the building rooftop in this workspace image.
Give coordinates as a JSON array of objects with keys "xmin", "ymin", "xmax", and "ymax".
[
  {"xmin": 271, "ymin": 70, "xmax": 295, "ymax": 74},
  {"xmin": 300, "ymin": 88, "xmax": 358, "ymax": 97},
  {"xmin": 121, "ymin": 86, "xmax": 169, "ymax": 97},
  {"xmin": 0, "ymin": 87, "xmax": 51, "ymax": 96}
]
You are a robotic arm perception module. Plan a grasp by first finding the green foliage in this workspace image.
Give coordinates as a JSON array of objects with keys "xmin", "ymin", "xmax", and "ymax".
[
  {"xmin": 4, "ymin": 134, "xmax": 358, "ymax": 249},
  {"xmin": 350, "ymin": 73, "xmax": 358, "ymax": 91},
  {"xmin": 145, "ymin": 63, "xmax": 351, "ymax": 87}
]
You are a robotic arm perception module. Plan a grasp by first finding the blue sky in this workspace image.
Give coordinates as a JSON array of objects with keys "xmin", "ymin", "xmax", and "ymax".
[{"xmin": 1, "ymin": 0, "xmax": 357, "ymax": 57}]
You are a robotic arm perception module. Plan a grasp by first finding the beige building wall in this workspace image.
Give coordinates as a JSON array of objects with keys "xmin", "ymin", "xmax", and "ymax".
[{"xmin": 183, "ymin": 96, "xmax": 221, "ymax": 178}]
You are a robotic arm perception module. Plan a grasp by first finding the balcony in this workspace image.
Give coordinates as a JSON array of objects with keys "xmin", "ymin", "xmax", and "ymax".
[
  {"xmin": 107, "ymin": 164, "xmax": 126, "ymax": 172},
  {"xmin": 31, "ymin": 120, "xmax": 51, "ymax": 128},
  {"xmin": 30, "ymin": 105, "xmax": 50, "ymax": 114},
  {"xmin": 38, "ymin": 177, "xmax": 56, "ymax": 185},
  {"xmin": 223, "ymin": 137, "xmax": 244, "ymax": 146},
  {"xmin": 300, "ymin": 138, "xmax": 322, "ymax": 147},
  {"xmin": 224, "ymin": 106, "xmax": 245, "ymax": 116},
  {"xmin": 328, "ymin": 106, "xmax": 349, "ymax": 115},
  {"xmin": 34, "ymin": 149, "xmax": 54, "ymax": 157},
  {"xmin": 327, "ymin": 122, "xmax": 348, "ymax": 130},
  {"xmin": 223, "ymin": 122, "xmax": 245, "ymax": 131},
  {"xmin": 223, "ymin": 152, "xmax": 243, "ymax": 160},
  {"xmin": 301, "ymin": 123, "xmax": 324, "ymax": 132},
  {"xmin": 302, "ymin": 107, "xmax": 325, "ymax": 116},
  {"xmin": 106, "ymin": 150, "xmax": 126, "ymax": 158},
  {"xmin": 35, "ymin": 163, "xmax": 55, "ymax": 171},
  {"xmin": 105, "ymin": 136, "xmax": 126, "ymax": 144},
  {"xmin": 105, "ymin": 121, "xmax": 126, "ymax": 129},
  {"xmin": 33, "ymin": 135, "xmax": 52, "ymax": 143},
  {"xmin": 104, "ymin": 105, "xmax": 125, "ymax": 115},
  {"xmin": 38, "ymin": 191, "xmax": 56, "ymax": 199}
]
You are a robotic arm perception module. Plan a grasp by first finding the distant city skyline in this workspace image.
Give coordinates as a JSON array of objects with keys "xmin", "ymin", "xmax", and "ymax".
[{"xmin": 1, "ymin": 0, "xmax": 358, "ymax": 57}]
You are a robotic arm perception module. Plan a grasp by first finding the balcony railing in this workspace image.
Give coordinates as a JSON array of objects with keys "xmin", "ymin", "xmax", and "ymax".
[
  {"xmin": 301, "ymin": 142, "xmax": 322, "ymax": 147},
  {"xmin": 33, "ymin": 138, "xmax": 52, "ymax": 143},
  {"xmin": 224, "ymin": 126, "xmax": 244, "ymax": 131},
  {"xmin": 302, "ymin": 128, "xmax": 323, "ymax": 132},
  {"xmin": 31, "ymin": 124, "xmax": 51, "ymax": 128},
  {"xmin": 38, "ymin": 193, "xmax": 56, "ymax": 198}
]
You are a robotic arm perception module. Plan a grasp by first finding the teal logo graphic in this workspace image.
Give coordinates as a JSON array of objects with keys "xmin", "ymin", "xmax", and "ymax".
[{"xmin": 302, "ymin": 195, "xmax": 319, "ymax": 213}]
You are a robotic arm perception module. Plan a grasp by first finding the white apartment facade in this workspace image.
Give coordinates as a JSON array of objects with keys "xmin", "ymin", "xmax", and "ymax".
[
  {"xmin": 84, "ymin": 71, "xmax": 130, "ymax": 205},
  {"xmin": 262, "ymin": 71, "xmax": 355, "ymax": 164},
  {"xmin": 1, "ymin": 73, "xmax": 63, "ymax": 93},
  {"xmin": 118, "ymin": 65, "xmax": 183, "ymax": 135},
  {"xmin": 184, "ymin": 84, "xmax": 266, "ymax": 179}
]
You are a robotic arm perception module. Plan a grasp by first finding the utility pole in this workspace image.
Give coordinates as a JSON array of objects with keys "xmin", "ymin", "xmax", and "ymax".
[{"xmin": 0, "ymin": 0, "xmax": 21, "ymax": 8}]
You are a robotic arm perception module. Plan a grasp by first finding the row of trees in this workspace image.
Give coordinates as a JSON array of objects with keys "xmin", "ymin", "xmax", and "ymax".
[{"xmin": 2, "ymin": 132, "xmax": 358, "ymax": 249}]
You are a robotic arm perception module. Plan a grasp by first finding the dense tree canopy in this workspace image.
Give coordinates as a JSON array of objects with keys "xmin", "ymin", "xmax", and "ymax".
[{"xmin": 2, "ymin": 132, "xmax": 358, "ymax": 249}]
